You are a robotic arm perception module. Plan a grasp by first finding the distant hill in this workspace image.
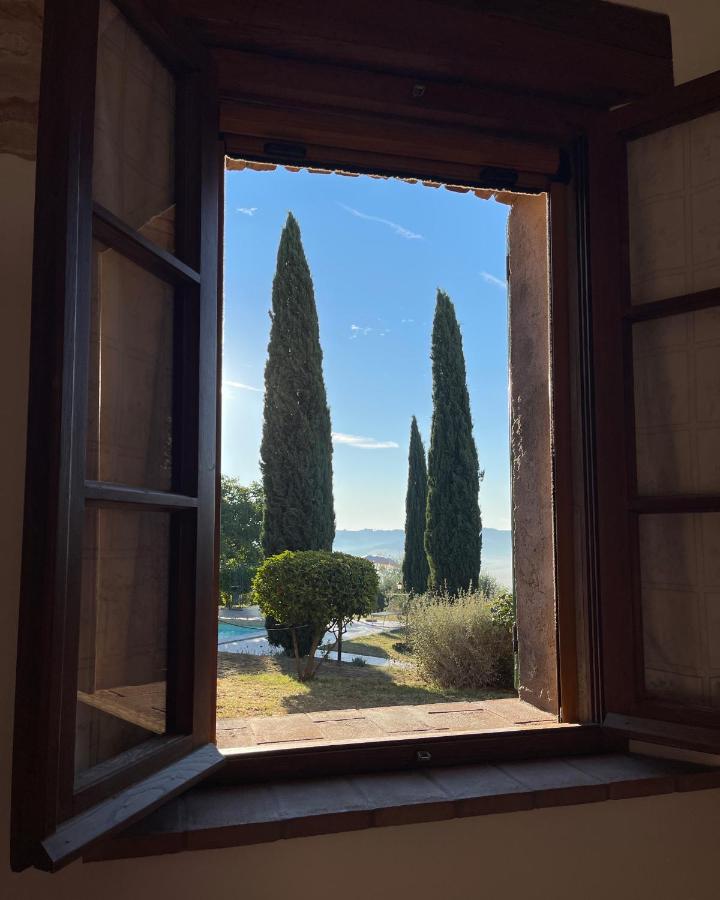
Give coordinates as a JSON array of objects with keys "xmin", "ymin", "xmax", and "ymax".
[
  {"xmin": 334, "ymin": 528, "xmax": 513, "ymax": 589},
  {"xmin": 364, "ymin": 555, "xmax": 400, "ymax": 568}
]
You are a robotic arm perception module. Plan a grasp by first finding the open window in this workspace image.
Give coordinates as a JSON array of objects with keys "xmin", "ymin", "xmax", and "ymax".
[
  {"xmin": 14, "ymin": 0, "xmax": 720, "ymax": 874},
  {"xmin": 11, "ymin": 0, "xmax": 222, "ymax": 871},
  {"xmin": 214, "ymin": 161, "xmax": 560, "ymax": 752},
  {"xmin": 590, "ymin": 75, "xmax": 720, "ymax": 748}
]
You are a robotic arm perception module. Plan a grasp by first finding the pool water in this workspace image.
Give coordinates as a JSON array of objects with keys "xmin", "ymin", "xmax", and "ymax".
[{"xmin": 218, "ymin": 621, "xmax": 267, "ymax": 643}]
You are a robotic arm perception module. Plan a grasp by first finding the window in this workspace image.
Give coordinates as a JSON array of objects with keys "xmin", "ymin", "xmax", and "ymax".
[
  {"xmin": 11, "ymin": 0, "xmax": 221, "ymax": 871},
  {"xmin": 216, "ymin": 162, "xmax": 547, "ymax": 751},
  {"xmin": 596, "ymin": 92, "xmax": 720, "ymax": 735},
  {"xmin": 13, "ymin": 0, "xmax": 720, "ymax": 873}
]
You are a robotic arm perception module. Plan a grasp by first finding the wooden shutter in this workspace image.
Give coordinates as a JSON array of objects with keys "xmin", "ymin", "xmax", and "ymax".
[
  {"xmin": 589, "ymin": 73, "xmax": 720, "ymax": 750},
  {"xmin": 11, "ymin": 0, "xmax": 223, "ymax": 871}
]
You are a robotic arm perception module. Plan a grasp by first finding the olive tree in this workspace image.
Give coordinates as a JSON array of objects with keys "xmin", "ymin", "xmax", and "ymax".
[{"xmin": 253, "ymin": 550, "xmax": 378, "ymax": 680}]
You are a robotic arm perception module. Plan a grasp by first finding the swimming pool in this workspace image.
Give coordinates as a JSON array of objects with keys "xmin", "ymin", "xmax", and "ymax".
[{"xmin": 218, "ymin": 620, "xmax": 267, "ymax": 643}]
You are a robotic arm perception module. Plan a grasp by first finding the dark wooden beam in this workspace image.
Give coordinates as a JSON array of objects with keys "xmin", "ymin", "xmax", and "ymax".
[
  {"xmin": 610, "ymin": 70, "xmax": 720, "ymax": 138},
  {"xmin": 214, "ymin": 48, "xmax": 594, "ymax": 142},
  {"xmin": 172, "ymin": 0, "xmax": 672, "ymax": 107},
  {"xmin": 220, "ymin": 100, "xmax": 561, "ymax": 178}
]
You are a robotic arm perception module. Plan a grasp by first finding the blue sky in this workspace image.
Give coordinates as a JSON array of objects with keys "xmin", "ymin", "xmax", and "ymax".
[{"xmin": 222, "ymin": 167, "xmax": 510, "ymax": 531}]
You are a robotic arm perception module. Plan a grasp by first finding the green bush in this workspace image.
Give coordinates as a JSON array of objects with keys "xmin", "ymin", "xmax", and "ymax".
[
  {"xmin": 219, "ymin": 478, "xmax": 263, "ymax": 606},
  {"xmin": 265, "ymin": 614, "xmax": 317, "ymax": 658},
  {"xmin": 408, "ymin": 591, "xmax": 513, "ymax": 690},
  {"xmin": 253, "ymin": 550, "xmax": 378, "ymax": 680},
  {"xmin": 490, "ymin": 590, "xmax": 515, "ymax": 633},
  {"xmin": 375, "ymin": 568, "xmax": 402, "ymax": 612},
  {"xmin": 477, "ymin": 571, "xmax": 502, "ymax": 599}
]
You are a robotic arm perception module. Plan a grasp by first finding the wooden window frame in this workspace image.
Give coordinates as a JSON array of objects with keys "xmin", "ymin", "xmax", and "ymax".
[
  {"xmin": 213, "ymin": 128, "xmax": 601, "ymax": 783},
  {"xmin": 17, "ymin": 0, "xmax": 720, "ymax": 873},
  {"xmin": 11, "ymin": 0, "xmax": 223, "ymax": 872},
  {"xmin": 13, "ymin": 2, "xmax": 605, "ymax": 867},
  {"xmin": 588, "ymin": 72, "xmax": 720, "ymax": 743}
]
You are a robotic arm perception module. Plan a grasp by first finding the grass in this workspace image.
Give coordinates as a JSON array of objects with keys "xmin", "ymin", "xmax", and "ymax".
[
  {"xmin": 325, "ymin": 628, "xmax": 409, "ymax": 661},
  {"xmin": 217, "ymin": 648, "xmax": 514, "ymax": 719}
]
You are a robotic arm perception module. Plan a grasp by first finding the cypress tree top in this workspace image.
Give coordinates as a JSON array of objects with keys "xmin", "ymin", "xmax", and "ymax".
[
  {"xmin": 260, "ymin": 212, "xmax": 335, "ymax": 557},
  {"xmin": 402, "ymin": 416, "xmax": 430, "ymax": 595},
  {"xmin": 425, "ymin": 289, "xmax": 481, "ymax": 595}
]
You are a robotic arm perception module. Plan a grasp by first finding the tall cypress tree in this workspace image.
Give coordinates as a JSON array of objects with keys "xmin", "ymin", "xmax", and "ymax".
[
  {"xmin": 402, "ymin": 416, "xmax": 430, "ymax": 594},
  {"xmin": 425, "ymin": 289, "xmax": 481, "ymax": 595},
  {"xmin": 260, "ymin": 213, "xmax": 335, "ymax": 656},
  {"xmin": 260, "ymin": 212, "xmax": 335, "ymax": 555}
]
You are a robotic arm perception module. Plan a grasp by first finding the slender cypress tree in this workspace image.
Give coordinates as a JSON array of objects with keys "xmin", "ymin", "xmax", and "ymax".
[
  {"xmin": 260, "ymin": 214, "xmax": 335, "ymax": 653},
  {"xmin": 402, "ymin": 416, "xmax": 430, "ymax": 594},
  {"xmin": 260, "ymin": 212, "xmax": 335, "ymax": 555},
  {"xmin": 425, "ymin": 289, "xmax": 481, "ymax": 595}
]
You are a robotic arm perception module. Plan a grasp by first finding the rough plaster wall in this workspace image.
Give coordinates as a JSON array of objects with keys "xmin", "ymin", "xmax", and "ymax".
[
  {"xmin": 2, "ymin": 2, "xmax": 720, "ymax": 899},
  {"xmin": 0, "ymin": 0, "xmax": 42, "ymax": 159},
  {"xmin": 508, "ymin": 195, "xmax": 557, "ymax": 714}
]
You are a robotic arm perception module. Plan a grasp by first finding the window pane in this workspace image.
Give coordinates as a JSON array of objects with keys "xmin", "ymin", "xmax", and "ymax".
[
  {"xmin": 627, "ymin": 110, "xmax": 720, "ymax": 305},
  {"xmin": 93, "ymin": 0, "xmax": 175, "ymax": 251},
  {"xmin": 639, "ymin": 513, "xmax": 720, "ymax": 708},
  {"xmin": 87, "ymin": 241, "xmax": 174, "ymax": 490},
  {"xmin": 76, "ymin": 506, "xmax": 170, "ymax": 777},
  {"xmin": 633, "ymin": 309, "xmax": 720, "ymax": 495}
]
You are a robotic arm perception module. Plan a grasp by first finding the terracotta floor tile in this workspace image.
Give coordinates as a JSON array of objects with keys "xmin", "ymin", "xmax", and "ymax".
[
  {"xmin": 248, "ymin": 713, "xmax": 325, "ymax": 744},
  {"xmin": 416, "ymin": 706, "xmax": 511, "ymax": 732},
  {"xmin": 308, "ymin": 709, "xmax": 366, "ymax": 723},
  {"xmin": 363, "ymin": 705, "xmax": 435, "ymax": 733},
  {"xmin": 486, "ymin": 697, "xmax": 557, "ymax": 725},
  {"xmin": 317, "ymin": 717, "xmax": 386, "ymax": 741}
]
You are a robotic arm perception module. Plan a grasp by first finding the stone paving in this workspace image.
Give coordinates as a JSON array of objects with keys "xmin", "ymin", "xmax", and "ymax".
[{"xmin": 216, "ymin": 696, "xmax": 556, "ymax": 751}]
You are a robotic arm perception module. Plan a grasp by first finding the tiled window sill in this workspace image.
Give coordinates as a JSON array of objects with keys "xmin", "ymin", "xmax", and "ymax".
[{"xmin": 85, "ymin": 752, "xmax": 720, "ymax": 861}]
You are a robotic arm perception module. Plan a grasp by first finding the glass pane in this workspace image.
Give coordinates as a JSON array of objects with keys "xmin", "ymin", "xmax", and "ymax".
[
  {"xmin": 93, "ymin": 0, "xmax": 175, "ymax": 251},
  {"xmin": 628, "ymin": 110, "xmax": 720, "ymax": 305},
  {"xmin": 639, "ymin": 513, "xmax": 720, "ymax": 708},
  {"xmin": 76, "ymin": 506, "xmax": 170, "ymax": 777},
  {"xmin": 633, "ymin": 308, "xmax": 720, "ymax": 495},
  {"xmin": 87, "ymin": 241, "xmax": 174, "ymax": 490}
]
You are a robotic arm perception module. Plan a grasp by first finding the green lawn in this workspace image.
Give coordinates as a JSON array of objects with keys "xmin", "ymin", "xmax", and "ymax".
[
  {"xmin": 325, "ymin": 628, "xmax": 410, "ymax": 661},
  {"xmin": 217, "ymin": 646, "xmax": 513, "ymax": 718}
]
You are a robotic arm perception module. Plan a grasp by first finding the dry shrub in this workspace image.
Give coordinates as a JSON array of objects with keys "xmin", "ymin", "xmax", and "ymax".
[{"xmin": 408, "ymin": 591, "xmax": 513, "ymax": 690}]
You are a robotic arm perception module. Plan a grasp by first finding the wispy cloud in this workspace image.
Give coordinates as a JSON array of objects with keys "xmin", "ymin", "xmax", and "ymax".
[
  {"xmin": 339, "ymin": 203, "xmax": 423, "ymax": 240},
  {"xmin": 401, "ymin": 318, "xmax": 415, "ymax": 324},
  {"xmin": 350, "ymin": 323, "xmax": 391, "ymax": 339},
  {"xmin": 236, "ymin": 207, "xmax": 258, "ymax": 216},
  {"xmin": 332, "ymin": 432, "xmax": 399, "ymax": 450},
  {"xmin": 223, "ymin": 379, "xmax": 262, "ymax": 393},
  {"xmin": 481, "ymin": 271, "xmax": 507, "ymax": 290}
]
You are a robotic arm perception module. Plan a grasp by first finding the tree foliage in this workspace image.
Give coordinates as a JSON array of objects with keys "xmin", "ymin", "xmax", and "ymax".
[
  {"xmin": 259, "ymin": 213, "xmax": 336, "ymax": 652},
  {"xmin": 402, "ymin": 416, "xmax": 430, "ymax": 594},
  {"xmin": 425, "ymin": 289, "xmax": 482, "ymax": 595},
  {"xmin": 219, "ymin": 477, "xmax": 264, "ymax": 606},
  {"xmin": 260, "ymin": 212, "xmax": 335, "ymax": 557},
  {"xmin": 253, "ymin": 550, "xmax": 378, "ymax": 680}
]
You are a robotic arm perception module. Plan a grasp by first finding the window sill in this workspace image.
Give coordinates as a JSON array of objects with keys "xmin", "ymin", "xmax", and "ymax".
[{"xmin": 84, "ymin": 751, "xmax": 720, "ymax": 862}]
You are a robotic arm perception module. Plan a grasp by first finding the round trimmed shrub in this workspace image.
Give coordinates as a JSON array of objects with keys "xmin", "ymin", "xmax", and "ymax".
[{"xmin": 253, "ymin": 550, "xmax": 378, "ymax": 678}]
